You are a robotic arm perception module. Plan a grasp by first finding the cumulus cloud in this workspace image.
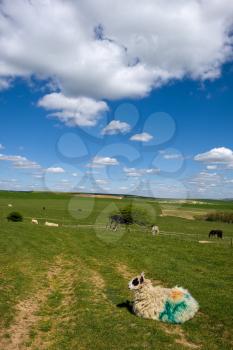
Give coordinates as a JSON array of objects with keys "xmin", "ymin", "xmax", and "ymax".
[
  {"xmin": 33, "ymin": 174, "xmax": 43, "ymax": 179},
  {"xmin": 206, "ymin": 165, "xmax": 217, "ymax": 170},
  {"xmin": 38, "ymin": 93, "xmax": 108, "ymax": 127},
  {"xmin": 184, "ymin": 169, "xmax": 231, "ymax": 197},
  {"xmin": 88, "ymin": 156, "xmax": 119, "ymax": 167},
  {"xmin": 0, "ymin": 0, "xmax": 233, "ymax": 107},
  {"xmin": 163, "ymin": 153, "xmax": 182, "ymax": 160},
  {"xmin": 95, "ymin": 179, "xmax": 108, "ymax": 185},
  {"xmin": 194, "ymin": 147, "xmax": 233, "ymax": 167},
  {"xmin": 185, "ymin": 171, "xmax": 220, "ymax": 194},
  {"xmin": 46, "ymin": 167, "xmax": 65, "ymax": 173},
  {"xmin": 130, "ymin": 132, "xmax": 153, "ymax": 142},
  {"xmin": 101, "ymin": 120, "xmax": 131, "ymax": 135},
  {"xmin": 0, "ymin": 153, "xmax": 41, "ymax": 169},
  {"xmin": 123, "ymin": 167, "xmax": 159, "ymax": 177}
]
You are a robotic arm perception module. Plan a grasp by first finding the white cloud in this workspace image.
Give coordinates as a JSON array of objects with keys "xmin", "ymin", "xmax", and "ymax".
[
  {"xmin": 95, "ymin": 179, "xmax": 108, "ymax": 185},
  {"xmin": 163, "ymin": 154, "xmax": 182, "ymax": 160},
  {"xmin": 0, "ymin": 178, "xmax": 18, "ymax": 183},
  {"xmin": 225, "ymin": 179, "xmax": 233, "ymax": 183},
  {"xmin": 89, "ymin": 156, "xmax": 119, "ymax": 167},
  {"xmin": 0, "ymin": 78, "xmax": 11, "ymax": 91},
  {"xmin": 185, "ymin": 170, "xmax": 224, "ymax": 196},
  {"xmin": 0, "ymin": 0, "xmax": 233, "ymax": 104},
  {"xmin": 33, "ymin": 174, "xmax": 43, "ymax": 179},
  {"xmin": 199, "ymin": 171, "xmax": 218, "ymax": 178},
  {"xmin": 101, "ymin": 120, "xmax": 131, "ymax": 135},
  {"xmin": 0, "ymin": 144, "xmax": 5, "ymax": 150},
  {"xmin": 46, "ymin": 167, "xmax": 65, "ymax": 173},
  {"xmin": 0, "ymin": 153, "xmax": 41, "ymax": 169},
  {"xmin": 206, "ymin": 165, "xmax": 217, "ymax": 170},
  {"xmin": 38, "ymin": 93, "xmax": 108, "ymax": 127},
  {"xmin": 194, "ymin": 147, "xmax": 233, "ymax": 167},
  {"xmin": 130, "ymin": 132, "xmax": 153, "ymax": 142},
  {"xmin": 123, "ymin": 167, "xmax": 159, "ymax": 177}
]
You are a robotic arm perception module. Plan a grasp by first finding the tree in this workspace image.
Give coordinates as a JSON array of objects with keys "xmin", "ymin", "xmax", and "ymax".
[{"xmin": 109, "ymin": 204, "xmax": 154, "ymax": 229}]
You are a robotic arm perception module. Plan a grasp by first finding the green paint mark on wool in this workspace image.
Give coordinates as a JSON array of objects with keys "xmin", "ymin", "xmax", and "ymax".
[{"xmin": 159, "ymin": 300, "xmax": 187, "ymax": 324}]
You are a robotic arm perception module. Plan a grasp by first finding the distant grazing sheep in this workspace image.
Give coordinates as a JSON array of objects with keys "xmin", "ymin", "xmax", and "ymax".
[
  {"xmin": 129, "ymin": 272, "xmax": 199, "ymax": 324},
  {"xmin": 31, "ymin": 218, "xmax": 38, "ymax": 225},
  {"xmin": 45, "ymin": 221, "xmax": 59, "ymax": 227},
  {"xmin": 209, "ymin": 229, "xmax": 223, "ymax": 239},
  {"xmin": 8, "ymin": 204, "xmax": 13, "ymax": 207},
  {"xmin": 151, "ymin": 225, "xmax": 159, "ymax": 236}
]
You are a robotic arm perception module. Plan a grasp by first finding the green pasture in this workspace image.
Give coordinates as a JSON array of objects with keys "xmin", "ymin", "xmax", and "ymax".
[{"xmin": 0, "ymin": 191, "xmax": 232, "ymax": 349}]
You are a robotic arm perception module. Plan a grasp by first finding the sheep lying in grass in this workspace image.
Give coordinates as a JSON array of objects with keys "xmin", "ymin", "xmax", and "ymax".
[
  {"xmin": 45, "ymin": 221, "xmax": 59, "ymax": 227},
  {"xmin": 128, "ymin": 272, "xmax": 199, "ymax": 324}
]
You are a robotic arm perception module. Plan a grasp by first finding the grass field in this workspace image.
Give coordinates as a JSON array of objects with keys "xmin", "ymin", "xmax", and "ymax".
[{"xmin": 0, "ymin": 191, "xmax": 233, "ymax": 349}]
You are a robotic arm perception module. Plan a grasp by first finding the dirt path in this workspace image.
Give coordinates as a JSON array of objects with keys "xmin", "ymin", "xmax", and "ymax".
[
  {"xmin": 0, "ymin": 255, "xmax": 108, "ymax": 350},
  {"xmin": 0, "ymin": 256, "xmax": 76, "ymax": 350}
]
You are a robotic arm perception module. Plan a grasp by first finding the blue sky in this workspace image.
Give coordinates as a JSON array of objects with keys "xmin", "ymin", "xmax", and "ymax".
[{"xmin": 1, "ymin": 0, "xmax": 233, "ymax": 198}]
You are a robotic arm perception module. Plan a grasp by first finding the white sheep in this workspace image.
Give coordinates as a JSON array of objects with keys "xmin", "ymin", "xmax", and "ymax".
[
  {"xmin": 151, "ymin": 225, "xmax": 159, "ymax": 235},
  {"xmin": 45, "ymin": 221, "xmax": 59, "ymax": 227},
  {"xmin": 8, "ymin": 204, "xmax": 13, "ymax": 207},
  {"xmin": 31, "ymin": 219, "xmax": 38, "ymax": 224},
  {"xmin": 128, "ymin": 272, "xmax": 199, "ymax": 324}
]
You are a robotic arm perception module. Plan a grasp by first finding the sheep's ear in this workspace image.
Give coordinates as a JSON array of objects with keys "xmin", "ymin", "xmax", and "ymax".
[{"xmin": 140, "ymin": 272, "xmax": 145, "ymax": 283}]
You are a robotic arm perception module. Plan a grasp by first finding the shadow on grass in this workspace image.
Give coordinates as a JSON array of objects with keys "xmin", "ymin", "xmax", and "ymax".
[{"xmin": 117, "ymin": 300, "xmax": 134, "ymax": 314}]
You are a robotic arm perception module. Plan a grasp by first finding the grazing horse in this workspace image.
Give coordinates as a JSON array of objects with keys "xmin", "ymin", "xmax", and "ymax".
[
  {"xmin": 209, "ymin": 229, "xmax": 223, "ymax": 239},
  {"xmin": 106, "ymin": 214, "xmax": 128, "ymax": 231}
]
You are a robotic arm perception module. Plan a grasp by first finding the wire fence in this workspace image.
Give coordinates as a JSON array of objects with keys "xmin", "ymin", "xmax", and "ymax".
[
  {"xmin": 4, "ymin": 215, "xmax": 233, "ymax": 247},
  {"xmin": 159, "ymin": 230, "xmax": 233, "ymax": 247}
]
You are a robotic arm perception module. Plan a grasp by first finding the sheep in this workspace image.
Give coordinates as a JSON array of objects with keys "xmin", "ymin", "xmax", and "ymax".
[
  {"xmin": 45, "ymin": 221, "xmax": 59, "ymax": 227},
  {"xmin": 151, "ymin": 225, "xmax": 159, "ymax": 236},
  {"xmin": 31, "ymin": 218, "xmax": 38, "ymax": 225},
  {"xmin": 128, "ymin": 272, "xmax": 199, "ymax": 324},
  {"xmin": 8, "ymin": 204, "xmax": 13, "ymax": 207}
]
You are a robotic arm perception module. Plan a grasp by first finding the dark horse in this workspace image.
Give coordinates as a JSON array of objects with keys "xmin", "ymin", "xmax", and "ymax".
[
  {"xmin": 106, "ymin": 214, "xmax": 128, "ymax": 231},
  {"xmin": 209, "ymin": 229, "xmax": 223, "ymax": 239}
]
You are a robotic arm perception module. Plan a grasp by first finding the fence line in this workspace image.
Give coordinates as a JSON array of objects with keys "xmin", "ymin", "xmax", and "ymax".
[{"xmin": 8, "ymin": 217, "xmax": 232, "ymax": 246}]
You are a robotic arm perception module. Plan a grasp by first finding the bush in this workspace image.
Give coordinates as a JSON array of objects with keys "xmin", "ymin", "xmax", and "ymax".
[
  {"xmin": 7, "ymin": 211, "xmax": 23, "ymax": 222},
  {"xmin": 202, "ymin": 211, "xmax": 233, "ymax": 224}
]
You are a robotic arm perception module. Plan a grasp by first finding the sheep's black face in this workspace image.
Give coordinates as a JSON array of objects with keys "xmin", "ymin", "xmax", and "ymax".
[
  {"xmin": 128, "ymin": 273, "xmax": 145, "ymax": 290},
  {"xmin": 132, "ymin": 278, "xmax": 139, "ymax": 286}
]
